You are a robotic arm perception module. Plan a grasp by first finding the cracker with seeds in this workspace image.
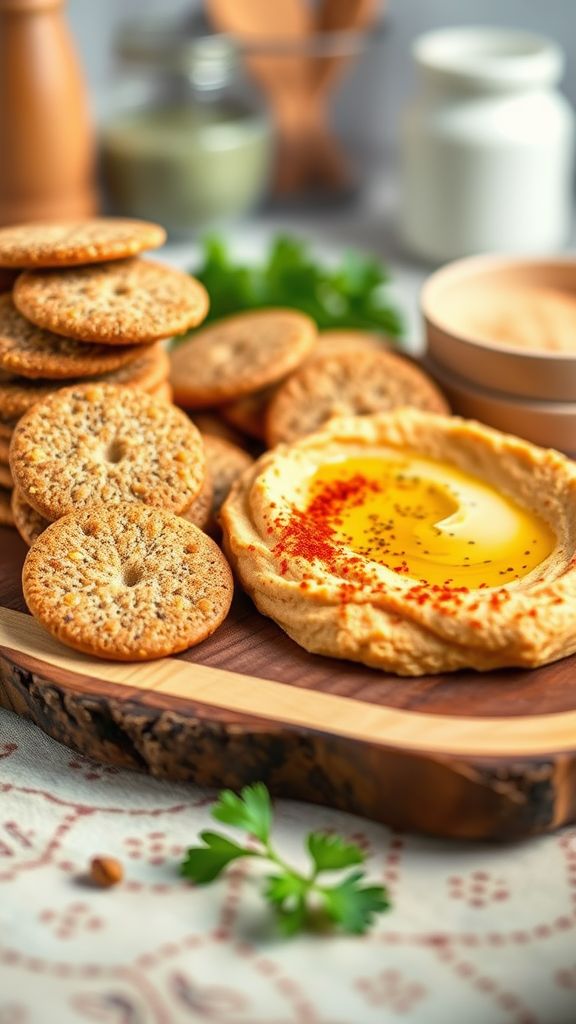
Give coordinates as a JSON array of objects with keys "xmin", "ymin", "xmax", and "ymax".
[
  {"xmin": 203, "ymin": 434, "xmax": 254, "ymax": 517},
  {"xmin": 14, "ymin": 259, "xmax": 208, "ymax": 344},
  {"xmin": 11, "ymin": 488, "xmax": 49, "ymax": 546},
  {"xmin": 170, "ymin": 309, "xmax": 316, "ymax": 408},
  {"xmin": 218, "ymin": 329, "xmax": 383, "ymax": 441},
  {"xmin": 0, "ymin": 346, "xmax": 169, "ymax": 420},
  {"xmin": 0, "ymin": 295, "xmax": 155, "ymax": 379},
  {"xmin": 266, "ymin": 348, "xmax": 450, "ymax": 447},
  {"xmin": 221, "ymin": 387, "xmax": 274, "ymax": 441},
  {"xmin": 10, "ymin": 383, "xmax": 205, "ymax": 520},
  {"xmin": 0, "ymin": 218, "xmax": 166, "ymax": 268},
  {"xmin": 22, "ymin": 503, "xmax": 233, "ymax": 660},
  {"xmin": 182, "ymin": 469, "xmax": 214, "ymax": 531}
]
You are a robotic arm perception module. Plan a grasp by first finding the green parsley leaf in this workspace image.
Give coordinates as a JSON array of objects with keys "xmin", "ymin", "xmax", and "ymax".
[
  {"xmin": 264, "ymin": 872, "xmax": 312, "ymax": 935},
  {"xmin": 180, "ymin": 784, "xmax": 391, "ymax": 936},
  {"xmin": 212, "ymin": 782, "xmax": 272, "ymax": 844},
  {"xmin": 188, "ymin": 234, "xmax": 404, "ymax": 338},
  {"xmin": 307, "ymin": 832, "xmax": 365, "ymax": 873},
  {"xmin": 264, "ymin": 871, "xmax": 309, "ymax": 906},
  {"xmin": 180, "ymin": 830, "xmax": 253, "ymax": 884},
  {"xmin": 322, "ymin": 871, "xmax": 391, "ymax": 935},
  {"xmin": 275, "ymin": 896, "xmax": 308, "ymax": 936}
]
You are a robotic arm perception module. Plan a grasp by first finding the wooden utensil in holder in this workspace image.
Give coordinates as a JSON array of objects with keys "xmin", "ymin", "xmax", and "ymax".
[
  {"xmin": 207, "ymin": 0, "xmax": 379, "ymax": 196},
  {"xmin": 300, "ymin": 0, "xmax": 379, "ymax": 191},
  {"xmin": 0, "ymin": 0, "xmax": 97, "ymax": 225}
]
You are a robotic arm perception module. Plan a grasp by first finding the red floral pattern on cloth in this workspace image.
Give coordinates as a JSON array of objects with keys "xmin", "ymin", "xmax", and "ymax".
[{"xmin": 0, "ymin": 709, "xmax": 575, "ymax": 1024}]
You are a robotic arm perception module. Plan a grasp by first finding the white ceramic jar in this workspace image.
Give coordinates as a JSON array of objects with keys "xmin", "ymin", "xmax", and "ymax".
[{"xmin": 400, "ymin": 28, "xmax": 575, "ymax": 262}]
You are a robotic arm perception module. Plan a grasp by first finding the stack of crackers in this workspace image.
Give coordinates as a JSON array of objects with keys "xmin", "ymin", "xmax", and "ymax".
[
  {"xmin": 0, "ymin": 218, "xmax": 208, "ymax": 528},
  {"xmin": 9, "ymin": 381, "xmax": 235, "ymax": 660},
  {"xmin": 169, "ymin": 310, "xmax": 449, "ymax": 449},
  {"xmin": 0, "ymin": 217, "xmax": 453, "ymax": 664}
]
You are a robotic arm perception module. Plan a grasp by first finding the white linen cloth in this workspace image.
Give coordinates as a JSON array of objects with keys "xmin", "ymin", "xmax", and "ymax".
[{"xmin": 0, "ymin": 709, "xmax": 574, "ymax": 1024}]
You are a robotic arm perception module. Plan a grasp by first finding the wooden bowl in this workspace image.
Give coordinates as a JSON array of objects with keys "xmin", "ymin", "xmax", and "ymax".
[
  {"xmin": 422, "ymin": 254, "xmax": 576, "ymax": 401},
  {"xmin": 426, "ymin": 356, "xmax": 576, "ymax": 456}
]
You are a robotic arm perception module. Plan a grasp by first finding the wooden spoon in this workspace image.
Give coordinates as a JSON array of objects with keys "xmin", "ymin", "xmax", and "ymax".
[
  {"xmin": 300, "ymin": 0, "xmax": 380, "ymax": 189},
  {"xmin": 207, "ymin": 0, "xmax": 313, "ymax": 193}
]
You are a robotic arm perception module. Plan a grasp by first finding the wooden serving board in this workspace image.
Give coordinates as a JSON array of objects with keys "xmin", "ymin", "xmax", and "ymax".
[{"xmin": 1, "ymin": 525, "xmax": 575, "ymax": 841}]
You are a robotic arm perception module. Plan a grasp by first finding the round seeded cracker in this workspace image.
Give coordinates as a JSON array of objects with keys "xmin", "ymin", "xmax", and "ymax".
[
  {"xmin": 0, "ymin": 346, "xmax": 169, "ymax": 420},
  {"xmin": 11, "ymin": 487, "xmax": 49, "ymax": 546},
  {"xmin": 10, "ymin": 383, "xmax": 205, "ymax": 520},
  {"xmin": 14, "ymin": 259, "xmax": 209, "ymax": 344},
  {"xmin": 22, "ymin": 503, "xmax": 233, "ymax": 661},
  {"xmin": 0, "ymin": 218, "xmax": 166, "ymax": 268},
  {"xmin": 203, "ymin": 434, "xmax": 254, "ymax": 516},
  {"xmin": 0, "ymin": 295, "xmax": 156, "ymax": 379},
  {"xmin": 266, "ymin": 348, "xmax": 450, "ymax": 447},
  {"xmin": 170, "ymin": 309, "xmax": 316, "ymax": 408}
]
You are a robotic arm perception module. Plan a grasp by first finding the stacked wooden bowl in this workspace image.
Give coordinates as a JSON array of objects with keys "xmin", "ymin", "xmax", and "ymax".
[{"xmin": 422, "ymin": 255, "xmax": 576, "ymax": 456}]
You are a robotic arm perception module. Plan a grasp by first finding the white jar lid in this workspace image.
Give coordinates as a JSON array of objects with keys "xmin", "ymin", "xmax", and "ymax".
[{"xmin": 413, "ymin": 26, "xmax": 564, "ymax": 91}]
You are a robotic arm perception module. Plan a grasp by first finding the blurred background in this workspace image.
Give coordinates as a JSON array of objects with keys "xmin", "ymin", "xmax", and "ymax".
[
  {"xmin": 2, "ymin": 0, "xmax": 575, "ymax": 251},
  {"xmin": 2, "ymin": 0, "xmax": 576, "ymax": 344},
  {"xmin": 71, "ymin": 0, "xmax": 576, "ymax": 162}
]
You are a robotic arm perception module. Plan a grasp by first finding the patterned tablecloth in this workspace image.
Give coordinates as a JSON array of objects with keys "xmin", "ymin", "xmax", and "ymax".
[{"xmin": 0, "ymin": 709, "xmax": 574, "ymax": 1024}]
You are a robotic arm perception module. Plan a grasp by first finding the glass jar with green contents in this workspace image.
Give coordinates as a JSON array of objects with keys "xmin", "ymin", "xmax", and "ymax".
[{"xmin": 101, "ymin": 19, "xmax": 273, "ymax": 235}]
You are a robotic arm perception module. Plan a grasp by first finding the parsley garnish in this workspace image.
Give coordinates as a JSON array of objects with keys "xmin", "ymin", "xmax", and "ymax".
[
  {"xmin": 187, "ymin": 234, "xmax": 404, "ymax": 337},
  {"xmin": 181, "ymin": 783, "xmax": 391, "ymax": 936}
]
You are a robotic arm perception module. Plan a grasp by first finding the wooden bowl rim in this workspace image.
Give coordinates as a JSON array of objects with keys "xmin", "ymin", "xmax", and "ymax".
[{"xmin": 422, "ymin": 252, "xmax": 576, "ymax": 363}]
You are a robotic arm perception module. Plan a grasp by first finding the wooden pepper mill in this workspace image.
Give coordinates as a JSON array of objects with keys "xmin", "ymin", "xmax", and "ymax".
[{"xmin": 0, "ymin": 0, "xmax": 97, "ymax": 225}]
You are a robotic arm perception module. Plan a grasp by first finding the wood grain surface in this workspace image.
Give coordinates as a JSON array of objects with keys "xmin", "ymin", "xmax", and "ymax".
[{"xmin": 1, "ymin": 526, "xmax": 575, "ymax": 840}]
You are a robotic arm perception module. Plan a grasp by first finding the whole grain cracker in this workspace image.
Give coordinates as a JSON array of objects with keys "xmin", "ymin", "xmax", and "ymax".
[
  {"xmin": 170, "ymin": 309, "xmax": 316, "ymax": 409},
  {"xmin": 0, "ymin": 218, "xmax": 166, "ymax": 268},
  {"xmin": 218, "ymin": 330, "xmax": 384, "ymax": 442},
  {"xmin": 182, "ymin": 469, "xmax": 214, "ymax": 530},
  {"xmin": 22, "ymin": 503, "xmax": 233, "ymax": 661},
  {"xmin": 266, "ymin": 348, "xmax": 450, "ymax": 447},
  {"xmin": 0, "ymin": 347, "xmax": 169, "ymax": 419},
  {"xmin": 0, "ymin": 295, "xmax": 156, "ymax": 380},
  {"xmin": 0, "ymin": 372, "xmax": 58, "ymax": 419},
  {"xmin": 0, "ymin": 435, "xmax": 9, "ymax": 463},
  {"xmin": 191, "ymin": 412, "xmax": 247, "ymax": 448},
  {"xmin": 221, "ymin": 386, "xmax": 275, "ymax": 441},
  {"xmin": 108, "ymin": 346, "xmax": 170, "ymax": 394},
  {"xmin": 203, "ymin": 434, "xmax": 254, "ymax": 517},
  {"xmin": 14, "ymin": 259, "xmax": 209, "ymax": 344},
  {"xmin": 11, "ymin": 487, "xmax": 49, "ymax": 546},
  {"xmin": 0, "ymin": 486, "xmax": 14, "ymax": 527},
  {"xmin": 10, "ymin": 383, "xmax": 205, "ymax": 520}
]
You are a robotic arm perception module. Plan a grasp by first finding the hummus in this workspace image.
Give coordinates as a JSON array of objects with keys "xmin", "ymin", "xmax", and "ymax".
[{"xmin": 220, "ymin": 409, "xmax": 576, "ymax": 676}]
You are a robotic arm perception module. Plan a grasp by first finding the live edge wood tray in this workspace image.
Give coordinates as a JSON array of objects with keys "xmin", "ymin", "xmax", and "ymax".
[{"xmin": 1, "ymin": 526, "xmax": 575, "ymax": 841}]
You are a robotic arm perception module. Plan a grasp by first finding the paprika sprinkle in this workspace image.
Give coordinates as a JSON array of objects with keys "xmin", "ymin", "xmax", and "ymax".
[{"xmin": 273, "ymin": 453, "xmax": 554, "ymax": 591}]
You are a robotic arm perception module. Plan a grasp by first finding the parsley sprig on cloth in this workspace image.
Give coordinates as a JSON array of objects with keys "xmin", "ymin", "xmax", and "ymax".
[{"xmin": 181, "ymin": 783, "xmax": 391, "ymax": 936}]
